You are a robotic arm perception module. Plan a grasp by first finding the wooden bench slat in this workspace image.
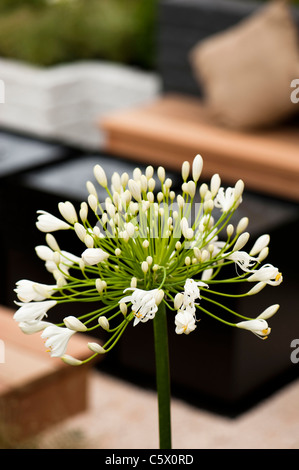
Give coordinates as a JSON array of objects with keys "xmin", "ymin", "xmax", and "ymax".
[{"xmin": 101, "ymin": 93, "xmax": 299, "ymax": 201}]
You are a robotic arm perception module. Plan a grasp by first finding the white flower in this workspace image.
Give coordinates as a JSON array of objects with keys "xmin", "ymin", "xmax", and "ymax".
[
  {"xmin": 182, "ymin": 278, "xmax": 208, "ymax": 312},
  {"xmin": 36, "ymin": 210, "xmax": 71, "ymax": 232},
  {"xmin": 41, "ymin": 325, "xmax": 76, "ymax": 357},
  {"xmin": 81, "ymin": 248, "xmax": 109, "ymax": 265},
  {"xmin": 214, "ymin": 187, "xmax": 241, "ymax": 212},
  {"xmin": 14, "ymin": 280, "xmax": 57, "ymax": 302},
  {"xmin": 119, "ymin": 288, "xmax": 159, "ymax": 326},
  {"xmin": 14, "ymin": 300, "xmax": 57, "ymax": 323},
  {"xmin": 175, "ymin": 308, "xmax": 197, "ymax": 335},
  {"xmin": 227, "ymin": 250, "xmax": 258, "ymax": 272},
  {"xmin": 236, "ymin": 319, "xmax": 271, "ymax": 339},
  {"xmin": 247, "ymin": 264, "xmax": 283, "ymax": 286},
  {"xmin": 18, "ymin": 320, "xmax": 50, "ymax": 334}
]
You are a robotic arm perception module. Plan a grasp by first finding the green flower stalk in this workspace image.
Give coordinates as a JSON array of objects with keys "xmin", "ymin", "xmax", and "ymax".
[{"xmin": 13, "ymin": 154, "xmax": 282, "ymax": 448}]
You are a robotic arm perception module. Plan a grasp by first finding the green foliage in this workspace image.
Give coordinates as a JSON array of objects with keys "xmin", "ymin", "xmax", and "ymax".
[
  {"xmin": 0, "ymin": 0, "xmax": 45, "ymax": 12},
  {"xmin": 0, "ymin": 0, "xmax": 158, "ymax": 69}
]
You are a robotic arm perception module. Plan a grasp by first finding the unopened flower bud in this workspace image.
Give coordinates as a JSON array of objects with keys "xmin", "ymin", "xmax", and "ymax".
[
  {"xmin": 202, "ymin": 268, "xmax": 213, "ymax": 280},
  {"xmin": 96, "ymin": 279, "xmax": 107, "ymax": 293},
  {"xmin": 98, "ymin": 316, "xmax": 110, "ymax": 330},
  {"xmin": 177, "ymin": 195, "xmax": 184, "ymax": 209},
  {"xmin": 146, "ymin": 165, "xmax": 154, "ymax": 179},
  {"xmin": 121, "ymin": 172, "xmax": 129, "ymax": 188},
  {"xmin": 58, "ymin": 201, "xmax": 78, "ymax": 224},
  {"xmin": 61, "ymin": 355, "xmax": 83, "ymax": 366},
  {"xmin": 79, "ymin": 202, "xmax": 88, "ymax": 222},
  {"xmin": 187, "ymin": 181, "xmax": 196, "ymax": 198},
  {"xmin": 155, "ymin": 289, "xmax": 164, "ymax": 306},
  {"xmin": 257, "ymin": 304, "xmax": 280, "ymax": 320},
  {"xmin": 210, "ymin": 174, "xmax": 221, "ymax": 197},
  {"xmin": 63, "ymin": 316, "xmax": 87, "ymax": 332},
  {"xmin": 234, "ymin": 179, "xmax": 244, "ymax": 200},
  {"xmin": 126, "ymin": 222, "xmax": 135, "ymax": 238},
  {"xmin": 192, "ymin": 154, "xmax": 203, "ymax": 182},
  {"xmin": 128, "ymin": 179, "xmax": 142, "ymax": 202},
  {"xmin": 84, "ymin": 234, "xmax": 94, "ymax": 248},
  {"xmin": 236, "ymin": 217, "xmax": 249, "ymax": 234},
  {"xmin": 174, "ymin": 293, "xmax": 184, "ymax": 310},
  {"xmin": 86, "ymin": 180, "xmax": 98, "ymax": 197},
  {"xmin": 257, "ymin": 247, "xmax": 269, "ymax": 262},
  {"xmin": 88, "ymin": 194, "xmax": 98, "ymax": 212},
  {"xmin": 88, "ymin": 342, "xmax": 106, "ymax": 354},
  {"xmin": 199, "ymin": 183, "xmax": 208, "ymax": 199},
  {"xmin": 146, "ymin": 256, "xmax": 153, "ymax": 265},
  {"xmin": 247, "ymin": 282, "xmax": 267, "ymax": 296},
  {"xmin": 57, "ymin": 277, "xmax": 67, "ymax": 288},
  {"xmin": 46, "ymin": 233, "xmax": 60, "ymax": 252},
  {"xmin": 53, "ymin": 251, "xmax": 60, "ymax": 266},
  {"xmin": 226, "ymin": 224, "xmax": 234, "ymax": 237},
  {"xmin": 203, "ymin": 199, "xmax": 214, "ymax": 212},
  {"xmin": 142, "ymin": 261, "xmax": 149, "ymax": 273},
  {"xmin": 201, "ymin": 250, "xmax": 209, "ymax": 262},
  {"xmin": 182, "ymin": 161, "xmax": 190, "ymax": 181},
  {"xmin": 94, "ymin": 164, "xmax": 107, "ymax": 187},
  {"xmin": 74, "ymin": 222, "xmax": 86, "ymax": 242},
  {"xmin": 120, "ymin": 303, "xmax": 127, "ymax": 315},
  {"xmin": 233, "ymin": 232, "xmax": 250, "ymax": 251},
  {"xmin": 148, "ymin": 177, "xmax": 155, "ymax": 192},
  {"xmin": 157, "ymin": 166, "xmax": 165, "ymax": 183},
  {"xmin": 249, "ymin": 234, "xmax": 270, "ymax": 256}
]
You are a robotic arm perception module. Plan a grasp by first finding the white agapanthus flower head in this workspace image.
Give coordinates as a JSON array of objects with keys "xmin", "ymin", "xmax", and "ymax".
[{"xmin": 13, "ymin": 154, "xmax": 282, "ymax": 363}]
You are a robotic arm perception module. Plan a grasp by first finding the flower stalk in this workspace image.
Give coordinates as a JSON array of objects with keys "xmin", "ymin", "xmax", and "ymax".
[{"xmin": 153, "ymin": 301, "xmax": 172, "ymax": 449}]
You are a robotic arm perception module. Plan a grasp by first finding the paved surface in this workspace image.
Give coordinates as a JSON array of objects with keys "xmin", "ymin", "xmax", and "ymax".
[{"xmin": 36, "ymin": 369, "xmax": 299, "ymax": 450}]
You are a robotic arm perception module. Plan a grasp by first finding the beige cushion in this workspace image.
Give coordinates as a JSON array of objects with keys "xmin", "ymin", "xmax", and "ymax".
[{"xmin": 189, "ymin": 0, "xmax": 299, "ymax": 130}]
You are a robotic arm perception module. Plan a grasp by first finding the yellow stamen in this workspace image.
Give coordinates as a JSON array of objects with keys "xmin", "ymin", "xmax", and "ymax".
[{"xmin": 275, "ymin": 273, "xmax": 282, "ymax": 282}]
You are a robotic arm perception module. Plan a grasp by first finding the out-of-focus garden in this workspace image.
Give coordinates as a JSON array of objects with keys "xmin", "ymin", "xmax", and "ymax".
[
  {"xmin": 0, "ymin": 0, "xmax": 157, "ymax": 69},
  {"xmin": 0, "ymin": 0, "xmax": 299, "ymax": 451}
]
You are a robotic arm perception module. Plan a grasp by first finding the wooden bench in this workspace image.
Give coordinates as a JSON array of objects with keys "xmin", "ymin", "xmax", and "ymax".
[
  {"xmin": 0, "ymin": 305, "xmax": 101, "ymax": 444},
  {"xmin": 100, "ymin": 92, "xmax": 299, "ymax": 202}
]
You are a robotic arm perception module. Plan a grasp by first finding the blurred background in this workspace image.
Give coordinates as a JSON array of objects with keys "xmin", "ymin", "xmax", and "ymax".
[{"xmin": 0, "ymin": 0, "xmax": 299, "ymax": 449}]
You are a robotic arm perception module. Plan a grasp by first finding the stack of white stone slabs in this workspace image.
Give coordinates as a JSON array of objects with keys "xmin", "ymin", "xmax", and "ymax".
[{"xmin": 0, "ymin": 58, "xmax": 161, "ymax": 150}]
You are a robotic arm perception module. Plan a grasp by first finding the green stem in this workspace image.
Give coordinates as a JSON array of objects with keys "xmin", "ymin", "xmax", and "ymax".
[{"xmin": 153, "ymin": 302, "xmax": 172, "ymax": 449}]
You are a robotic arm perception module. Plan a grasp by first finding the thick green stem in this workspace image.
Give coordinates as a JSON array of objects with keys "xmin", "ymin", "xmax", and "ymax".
[{"xmin": 153, "ymin": 302, "xmax": 172, "ymax": 449}]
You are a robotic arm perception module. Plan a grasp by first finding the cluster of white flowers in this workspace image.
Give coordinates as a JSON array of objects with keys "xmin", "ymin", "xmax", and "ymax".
[{"xmin": 13, "ymin": 154, "xmax": 282, "ymax": 365}]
